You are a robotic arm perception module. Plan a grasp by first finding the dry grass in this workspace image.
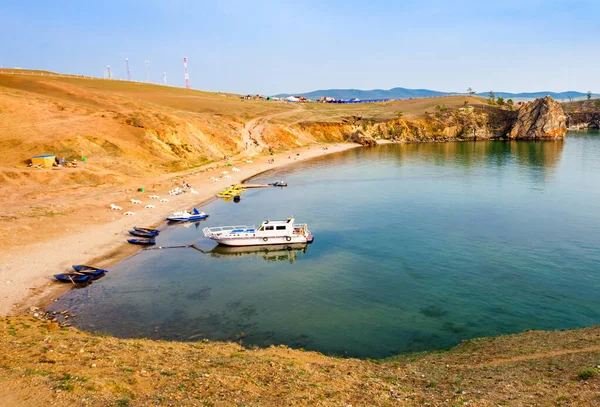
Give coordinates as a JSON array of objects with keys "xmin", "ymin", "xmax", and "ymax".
[{"xmin": 1, "ymin": 317, "xmax": 599, "ymax": 406}]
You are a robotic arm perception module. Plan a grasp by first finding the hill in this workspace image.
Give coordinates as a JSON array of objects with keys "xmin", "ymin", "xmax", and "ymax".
[
  {"xmin": 275, "ymin": 87, "xmax": 454, "ymax": 100},
  {"xmin": 275, "ymin": 87, "xmax": 598, "ymax": 101},
  {"xmin": 0, "ymin": 71, "xmax": 482, "ymax": 187},
  {"xmin": 476, "ymin": 91, "xmax": 598, "ymax": 101},
  {"xmin": 1, "ymin": 315, "xmax": 599, "ymax": 406}
]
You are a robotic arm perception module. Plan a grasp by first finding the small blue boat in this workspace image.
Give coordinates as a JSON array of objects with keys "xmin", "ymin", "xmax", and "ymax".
[
  {"xmin": 166, "ymin": 208, "xmax": 209, "ymax": 222},
  {"xmin": 129, "ymin": 229, "xmax": 159, "ymax": 238},
  {"xmin": 54, "ymin": 273, "xmax": 93, "ymax": 284},
  {"xmin": 72, "ymin": 265, "xmax": 108, "ymax": 273},
  {"xmin": 134, "ymin": 226, "xmax": 159, "ymax": 233},
  {"xmin": 127, "ymin": 238, "xmax": 156, "ymax": 245}
]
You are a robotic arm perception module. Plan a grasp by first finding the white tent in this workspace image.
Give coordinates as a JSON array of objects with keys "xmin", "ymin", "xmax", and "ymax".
[{"xmin": 286, "ymin": 96, "xmax": 300, "ymax": 102}]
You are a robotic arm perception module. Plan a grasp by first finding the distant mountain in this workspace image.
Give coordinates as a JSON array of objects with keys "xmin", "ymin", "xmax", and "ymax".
[
  {"xmin": 274, "ymin": 88, "xmax": 597, "ymax": 101},
  {"xmin": 274, "ymin": 87, "xmax": 456, "ymax": 100},
  {"xmin": 476, "ymin": 91, "xmax": 597, "ymax": 100}
]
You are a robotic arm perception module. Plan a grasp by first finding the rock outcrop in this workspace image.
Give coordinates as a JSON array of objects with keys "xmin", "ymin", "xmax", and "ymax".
[
  {"xmin": 347, "ymin": 130, "xmax": 378, "ymax": 146},
  {"xmin": 507, "ymin": 96, "xmax": 567, "ymax": 139},
  {"xmin": 566, "ymin": 111, "xmax": 600, "ymax": 130}
]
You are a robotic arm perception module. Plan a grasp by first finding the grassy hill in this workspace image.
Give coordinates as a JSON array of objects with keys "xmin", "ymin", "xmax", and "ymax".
[
  {"xmin": 0, "ymin": 71, "xmax": 483, "ymax": 190},
  {"xmin": 1, "ymin": 316, "xmax": 599, "ymax": 406}
]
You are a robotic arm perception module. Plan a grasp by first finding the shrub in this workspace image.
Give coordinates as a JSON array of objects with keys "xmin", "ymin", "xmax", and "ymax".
[{"xmin": 577, "ymin": 368, "xmax": 597, "ymax": 380}]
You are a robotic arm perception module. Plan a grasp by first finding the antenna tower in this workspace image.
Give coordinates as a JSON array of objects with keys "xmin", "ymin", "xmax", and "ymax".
[
  {"xmin": 163, "ymin": 72, "xmax": 167, "ymax": 86},
  {"xmin": 125, "ymin": 58, "xmax": 131, "ymax": 81},
  {"xmin": 183, "ymin": 57, "xmax": 190, "ymax": 89},
  {"xmin": 106, "ymin": 65, "xmax": 112, "ymax": 79},
  {"xmin": 145, "ymin": 60, "xmax": 151, "ymax": 83}
]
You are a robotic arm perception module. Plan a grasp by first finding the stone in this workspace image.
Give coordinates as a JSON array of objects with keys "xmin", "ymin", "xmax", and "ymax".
[
  {"xmin": 508, "ymin": 96, "xmax": 567, "ymax": 139},
  {"xmin": 347, "ymin": 130, "xmax": 378, "ymax": 146}
]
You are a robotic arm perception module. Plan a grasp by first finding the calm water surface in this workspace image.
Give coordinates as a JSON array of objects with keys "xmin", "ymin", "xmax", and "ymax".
[{"xmin": 50, "ymin": 131, "xmax": 600, "ymax": 358}]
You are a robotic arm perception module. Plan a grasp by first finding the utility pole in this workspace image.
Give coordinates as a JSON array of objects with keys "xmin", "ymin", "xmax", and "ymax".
[
  {"xmin": 125, "ymin": 58, "xmax": 131, "ymax": 81},
  {"xmin": 183, "ymin": 57, "xmax": 190, "ymax": 89}
]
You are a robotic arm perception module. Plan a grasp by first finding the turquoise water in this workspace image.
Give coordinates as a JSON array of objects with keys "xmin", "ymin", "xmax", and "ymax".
[{"xmin": 50, "ymin": 131, "xmax": 600, "ymax": 358}]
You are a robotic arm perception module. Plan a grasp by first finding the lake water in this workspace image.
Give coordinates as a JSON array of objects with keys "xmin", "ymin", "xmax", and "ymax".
[{"xmin": 49, "ymin": 131, "xmax": 600, "ymax": 359}]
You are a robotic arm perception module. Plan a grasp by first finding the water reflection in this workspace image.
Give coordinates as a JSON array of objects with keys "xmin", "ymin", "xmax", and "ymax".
[
  {"xmin": 49, "ymin": 135, "xmax": 600, "ymax": 359},
  {"xmin": 193, "ymin": 243, "xmax": 309, "ymax": 264},
  {"xmin": 373, "ymin": 140, "xmax": 565, "ymax": 185},
  {"xmin": 385, "ymin": 140, "xmax": 563, "ymax": 168}
]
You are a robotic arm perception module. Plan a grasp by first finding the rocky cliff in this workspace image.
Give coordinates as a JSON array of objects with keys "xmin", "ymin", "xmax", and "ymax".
[
  {"xmin": 507, "ymin": 96, "xmax": 567, "ymax": 139},
  {"xmin": 566, "ymin": 111, "xmax": 600, "ymax": 130}
]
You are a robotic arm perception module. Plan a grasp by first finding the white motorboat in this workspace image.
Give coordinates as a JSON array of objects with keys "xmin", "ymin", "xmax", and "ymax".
[
  {"xmin": 166, "ymin": 208, "xmax": 209, "ymax": 222},
  {"xmin": 203, "ymin": 217, "xmax": 313, "ymax": 247}
]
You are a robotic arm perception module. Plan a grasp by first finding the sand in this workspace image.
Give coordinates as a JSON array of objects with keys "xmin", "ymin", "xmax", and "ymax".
[{"xmin": 0, "ymin": 142, "xmax": 361, "ymax": 316}]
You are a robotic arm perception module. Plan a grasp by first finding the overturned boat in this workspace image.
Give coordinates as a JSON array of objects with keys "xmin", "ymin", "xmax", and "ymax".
[
  {"xmin": 203, "ymin": 217, "xmax": 313, "ymax": 247},
  {"xmin": 166, "ymin": 208, "xmax": 209, "ymax": 222}
]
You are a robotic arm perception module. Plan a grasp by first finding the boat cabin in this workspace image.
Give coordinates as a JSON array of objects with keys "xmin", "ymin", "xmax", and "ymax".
[
  {"xmin": 203, "ymin": 218, "xmax": 309, "ymax": 241},
  {"xmin": 257, "ymin": 218, "xmax": 292, "ymax": 233}
]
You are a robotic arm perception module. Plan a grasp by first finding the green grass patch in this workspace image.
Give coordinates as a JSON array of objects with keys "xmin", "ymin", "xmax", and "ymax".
[
  {"xmin": 577, "ymin": 368, "xmax": 597, "ymax": 380},
  {"xmin": 24, "ymin": 368, "xmax": 51, "ymax": 376}
]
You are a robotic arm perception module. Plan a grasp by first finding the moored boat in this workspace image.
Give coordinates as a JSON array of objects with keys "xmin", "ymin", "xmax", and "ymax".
[
  {"xmin": 134, "ymin": 226, "xmax": 160, "ymax": 234},
  {"xmin": 203, "ymin": 217, "xmax": 313, "ymax": 247},
  {"xmin": 166, "ymin": 208, "xmax": 209, "ymax": 222},
  {"xmin": 72, "ymin": 265, "xmax": 109, "ymax": 277},
  {"xmin": 270, "ymin": 180, "xmax": 288, "ymax": 187},
  {"xmin": 72, "ymin": 264, "xmax": 105, "ymax": 272},
  {"xmin": 54, "ymin": 273, "xmax": 94, "ymax": 284},
  {"xmin": 129, "ymin": 229, "xmax": 159, "ymax": 238},
  {"xmin": 127, "ymin": 238, "xmax": 156, "ymax": 245}
]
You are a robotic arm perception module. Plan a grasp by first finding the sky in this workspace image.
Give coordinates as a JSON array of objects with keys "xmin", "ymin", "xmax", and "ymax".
[{"xmin": 1, "ymin": 0, "xmax": 599, "ymax": 95}]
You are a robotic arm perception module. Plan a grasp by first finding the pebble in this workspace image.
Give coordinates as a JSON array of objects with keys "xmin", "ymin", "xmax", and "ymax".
[{"xmin": 91, "ymin": 363, "xmax": 96, "ymax": 368}]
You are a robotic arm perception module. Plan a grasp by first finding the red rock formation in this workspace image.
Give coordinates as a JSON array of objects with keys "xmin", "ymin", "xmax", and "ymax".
[{"xmin": 508, "ymin": 96, "xmax": 567, "ymax": 139}]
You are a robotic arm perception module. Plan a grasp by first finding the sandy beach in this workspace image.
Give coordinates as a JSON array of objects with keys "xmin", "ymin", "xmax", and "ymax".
[{"xmin": 0, "ymin": 142, "xmax": 360, "ymax": 316}]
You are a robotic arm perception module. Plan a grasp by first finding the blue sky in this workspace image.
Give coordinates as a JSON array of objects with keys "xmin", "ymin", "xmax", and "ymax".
[{"xmin": 1, "ymin": 0, "xmax": 598, "ymax": 95}]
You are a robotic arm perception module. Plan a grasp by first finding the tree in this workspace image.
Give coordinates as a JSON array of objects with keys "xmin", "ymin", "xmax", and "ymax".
[
  {"xmin": 506, "ymin": 99, "xmax": 514, "ymax": 110},
  {"xmin": 488, "ymin": 91, "xmax": 496, "ymax": 105},
  {"xmin": 467, "ymin": 87, "xmax": 475, "ymax": 96},
  {"xmin": 497, "ymin": 97, "xmax": 505, "ymax": 106},
  {"xmin": 588, "ymin": 91, "xmax": 592, "ymax": 100}
]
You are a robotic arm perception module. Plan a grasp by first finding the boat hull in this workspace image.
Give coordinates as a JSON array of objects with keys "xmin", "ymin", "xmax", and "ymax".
[
  {"xmin": 211, "ymin": 235, "xmax": 309, "ymax": 247},
  {"xmin": 54, "ymin": 273, "xmax": 93, "ymax": 284},
  {"xmin": 166, "ymin": 214, "xmax": 209, "ymax": 222},
  {"xmin": 127, "ymin": 238, "xmax": 156, "ymax": 245}
]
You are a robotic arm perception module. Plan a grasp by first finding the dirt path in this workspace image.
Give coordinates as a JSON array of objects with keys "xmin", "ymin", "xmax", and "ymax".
[
  {"xmin": 241, "ymin": 106, "xmax": 304, "ymax": 156},
  {"xmin": 466, "ymin": 345, "xmax": 600, "ymax": 368}
]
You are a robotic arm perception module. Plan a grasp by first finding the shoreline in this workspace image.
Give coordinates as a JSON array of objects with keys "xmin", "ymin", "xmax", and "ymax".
[{"xmin": 0, "ymin": 142, "xmax": 361, "ymax": 316}]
